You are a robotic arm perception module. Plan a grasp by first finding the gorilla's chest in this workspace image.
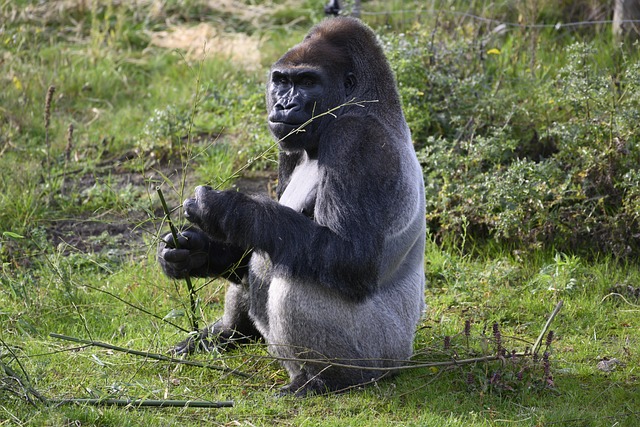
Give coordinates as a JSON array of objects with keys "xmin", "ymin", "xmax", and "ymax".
[{"xmin": 278, "ymin": 159, "xmax": 319, "ymax": 219}]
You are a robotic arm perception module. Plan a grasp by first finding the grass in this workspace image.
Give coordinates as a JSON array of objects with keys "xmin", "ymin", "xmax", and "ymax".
[{"xmin": 1, "ymin": 0, "xmax": 639, "ymax": 426}]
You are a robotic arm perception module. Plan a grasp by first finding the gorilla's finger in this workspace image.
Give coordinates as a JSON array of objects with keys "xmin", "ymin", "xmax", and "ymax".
[
  {"xmin": 161, "ymin": 248, "xmax": 191, "ymax": 263},
  {"xmin": 162, "ymin": 231, "xmax": 200, "ymax": 249}
]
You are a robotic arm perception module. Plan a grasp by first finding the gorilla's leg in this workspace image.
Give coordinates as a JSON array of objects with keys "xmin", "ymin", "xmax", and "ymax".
[
  {"xmin": 266, "ymin": 279, "xmax": 418, "ymax": 396},
  {"xmin": 172, "ymin": 283, "xmax": 261, "ymax": 354}
]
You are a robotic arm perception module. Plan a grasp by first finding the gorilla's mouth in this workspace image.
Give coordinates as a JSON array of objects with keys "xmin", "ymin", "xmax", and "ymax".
[
  {"xmin": 182, "ymin": 198, "xmax": 194, "ymax": 221},
  {"xmin": 183, "ymin": 186, "xmax": 211, "ymax": 221},
  {"xmin": 269, "ymin": 120, "xmax": 304, "ymax": 127}
]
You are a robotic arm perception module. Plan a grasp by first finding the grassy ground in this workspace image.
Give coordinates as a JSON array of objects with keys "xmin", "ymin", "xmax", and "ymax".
[{"xmin": 1, "ymin": 1, "xmax": 639, "ymax": 426}]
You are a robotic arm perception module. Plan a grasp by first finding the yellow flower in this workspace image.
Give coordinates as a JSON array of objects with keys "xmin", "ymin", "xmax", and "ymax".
[
  {"xmin": 12, "ymin": 76, "xmax": 23, "ymax": 91},
  {"xmin": 487, "ymin": 48, "xmax": 501, "ymax": 55}
]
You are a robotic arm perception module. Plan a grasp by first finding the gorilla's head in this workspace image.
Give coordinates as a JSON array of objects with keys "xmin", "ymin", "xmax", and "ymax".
[{"xmin": 266, "ymin": 17, "xmax": 401, "ymax": 154}]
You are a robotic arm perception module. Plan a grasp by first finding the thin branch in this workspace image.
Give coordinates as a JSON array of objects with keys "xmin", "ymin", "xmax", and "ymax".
[
  {"xmin": 532, "ymin": 300, "xmax": 564, "ymax": 356},
  {"xmin": 79, "ymin": 282, "xmax": 189, "ymax": 333},
  {"xmin": 49, "ymin": 333, "xmax": 250, "ymax": 378},
  {"xmin": 0, "ymin": 339, "xmax": 47, "ymax": 405},
  {"xmin": 250, "ymin": 350, "xmax": 530, "ymax": 373},
  {"xmin": 157, "ymin": 187, "xmax": 199, "ymax": 332},
  {"xmin": 51, "ymin": 398, "xmax": 233, "ymax": 408},
  {"xmin": 206, "ymin": 98, "xmax": 379, "ymax": 192}
]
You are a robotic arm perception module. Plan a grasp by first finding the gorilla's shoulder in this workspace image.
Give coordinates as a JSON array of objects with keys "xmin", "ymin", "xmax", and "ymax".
[
  {"xmin": 322, "ymin": 114, "xmax": 404, "ymax": 152},
  {"xmin": 317, "ymin": 115, "xmax": 404, "ymax": 178},
  {"xmin": 326, "ymin": 113, "xmax": 394, "ymax": 138}
]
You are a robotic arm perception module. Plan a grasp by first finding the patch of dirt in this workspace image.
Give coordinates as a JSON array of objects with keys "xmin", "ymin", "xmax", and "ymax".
[
  {"xmin": 47, "ymin": 160, "xmax": 276, "ymax": 258},
  {"xmin": 148, "ymin": 22, "xmax": 263, "ymax": 71},
  {"xmin": 49, "ymin": 216, "xmax": 146, "ymax": 256},
  {"xmin": 229, "ymin": 170, "xmax": 276, "ymax": 196}
]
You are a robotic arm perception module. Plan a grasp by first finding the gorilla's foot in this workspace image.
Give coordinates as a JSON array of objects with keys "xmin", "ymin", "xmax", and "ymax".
[
  {"xmin": 278, "ymin": 375, "xmax": 328, "ymax": 398},
  {"xmin": 170, "ymin": 320, "xmax": 257, "ymax": 355},
  {"xmin": 171, "ymin": 331, "xmax": 215, "ymax": 355}
]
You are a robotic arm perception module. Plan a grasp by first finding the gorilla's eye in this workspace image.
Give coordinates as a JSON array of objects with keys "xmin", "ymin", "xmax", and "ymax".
[
  {"xmin": 272, "ymin": 72, "xmax": 289, "ymax": 85},
  {"xmin": 299, "ymin": 77, "xmax": 317, "ymax": 88}
]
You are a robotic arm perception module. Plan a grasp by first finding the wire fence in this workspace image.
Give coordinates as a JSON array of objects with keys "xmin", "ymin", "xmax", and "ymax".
[
  {"xmin": 363, "ymin": 9, "xmax": 639, "ymax": 29},
  {"xmin": 344, "ymin": 5, "xmax": 640, "ymax": 33}
]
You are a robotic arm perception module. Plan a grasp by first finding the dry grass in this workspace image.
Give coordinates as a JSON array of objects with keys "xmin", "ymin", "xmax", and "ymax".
[
  {"xmin": 8, "ymin": 0, "xmax": 267, "ymax": 71},
  {"xmin": 148, "ymin": 23, "xmax": 263, "ymax": 70}
]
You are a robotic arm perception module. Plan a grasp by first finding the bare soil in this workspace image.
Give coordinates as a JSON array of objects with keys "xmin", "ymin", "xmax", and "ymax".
[{"xmin": 47, "ymin": 158, "xmax": 275, "ymax": 258}]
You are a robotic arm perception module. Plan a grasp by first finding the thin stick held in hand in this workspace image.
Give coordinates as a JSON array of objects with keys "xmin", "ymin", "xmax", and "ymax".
[{"xmin": 157, "ymin": 187, "xmax": 199, "ymax": 332}]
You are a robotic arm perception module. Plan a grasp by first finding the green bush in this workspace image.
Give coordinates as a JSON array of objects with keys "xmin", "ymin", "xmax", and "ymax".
[{"xmin": 385, "ymin": 26, "xmax": 640, "ymax": 257}]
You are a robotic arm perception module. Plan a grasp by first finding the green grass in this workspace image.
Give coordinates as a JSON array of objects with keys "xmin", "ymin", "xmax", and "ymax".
[{"xmin": 1, "ymin": 1, "xmax": 639, "ymax": 426}]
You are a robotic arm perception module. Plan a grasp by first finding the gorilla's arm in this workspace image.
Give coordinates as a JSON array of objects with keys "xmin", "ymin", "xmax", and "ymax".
[
  {"xmin": 184, "ymin": 190, "xmax": 380, "ymax": 301},
  {"xmin": 157, "ymin": 227, "xmax": 251, "ymax": 284},
  {"xmin": 184, "ymin": 119, "xmax": 412, "ymax": 301}
]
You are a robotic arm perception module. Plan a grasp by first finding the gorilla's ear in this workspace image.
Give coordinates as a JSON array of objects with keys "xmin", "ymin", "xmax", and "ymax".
[{"xmin": 344, "ymin": 72, "xmax": 356, "ymax": 97}]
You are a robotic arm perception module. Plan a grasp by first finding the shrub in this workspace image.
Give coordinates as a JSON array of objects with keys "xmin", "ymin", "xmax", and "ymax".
[{"xmin": 385, "ymin": 25, "xmax": 640, "ymax": 257}]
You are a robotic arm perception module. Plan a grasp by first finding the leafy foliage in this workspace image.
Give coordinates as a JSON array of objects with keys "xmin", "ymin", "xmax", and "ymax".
[{"xmin": 385, "ymin": 27, "xmax": 640, "ymax": 257}]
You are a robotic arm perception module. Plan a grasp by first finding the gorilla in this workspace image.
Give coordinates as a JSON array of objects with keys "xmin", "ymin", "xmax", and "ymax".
[
  {"xmin": 158, "ymin": 17, "xmax": 426, "ymax": 396},
  {"xmin": 324, "ymin": 0, "xmax": 340, "ymax": 16}
]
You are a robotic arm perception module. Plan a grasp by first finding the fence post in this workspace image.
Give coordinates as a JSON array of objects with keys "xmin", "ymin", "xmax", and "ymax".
[{"xmin": 613, "ymin": 0, "xmax": 640, "ymax": 40}]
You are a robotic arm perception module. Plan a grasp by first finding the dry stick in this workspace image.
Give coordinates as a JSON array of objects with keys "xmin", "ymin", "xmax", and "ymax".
[
  {"xmin": 262, "ymin": 352, "xmax": 529, "ymax": 372},
  {"xmin": 3, "ymin": 340, "xmax": 233, "ymax": 408},
  {"xmin": 254, "ymin": 299, "xmax": 566, "ymax": 373},
  {"xmin": 49, "ymin": 333, "xmax": 250, "ymax": 378},
  {"xmin": 0, "ymin": 338, "xmax": 47, "ymax": 405},
  {"xmin": 50, "ymin": 298, "xmax": 563, "ymax": 383},
  {"xmin": 52, "ymin": 398, "xmax": 233, "ymax": 408},
  {"xmin": 531, "ymin": 300, "xmax": 563, "ymax": 356},
  {"xmin": 156, "ymin": 187, "xmax": 199, "ymax": 332}
]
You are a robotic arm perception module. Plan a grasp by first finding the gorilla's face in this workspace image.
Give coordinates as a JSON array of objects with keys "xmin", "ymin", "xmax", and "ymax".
[{"xmin": 267, "ymin": 67, "xmax": 338, "ymax": 153}]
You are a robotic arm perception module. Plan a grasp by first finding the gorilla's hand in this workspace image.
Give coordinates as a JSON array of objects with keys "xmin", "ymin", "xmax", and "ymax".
[
  {"xmin": 157, "ymin": 227, "xmax": 212, "ymax": 279},
  {"xmin": 183, "ymin": 185, "xmax": 240, "ymax": 241}
]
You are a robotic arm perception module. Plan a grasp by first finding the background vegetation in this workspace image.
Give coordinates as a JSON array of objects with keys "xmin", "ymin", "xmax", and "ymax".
[{"xmin": 1, "ymin": 0, "xmax": 638, "ymax": 425}]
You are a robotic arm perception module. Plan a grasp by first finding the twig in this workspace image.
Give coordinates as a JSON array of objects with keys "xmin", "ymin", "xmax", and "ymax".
[
  {"xmin": 52, "ymin": 398, "xmax": 233, "ymax": 408},
  {"xmin": 532, "ymin": 300, "xmax": 564, "ymax": 356},
  {"xmin": 157, "ymin": 187, "xmax": 199, "ymax": 332},
  {"xmin": 79, "ymin": 282, "xmax": 189, "ymax": 333},
  {"xmin": 255, "ymin": 351, "xmax": 530, "ymax": 372},
  {"xmin": 601, "ymin": 292, "xmax": 640, "ymax": 308},
  {"xmin": 49, "ymin": 333, "xmax": 250, "ymax": 378},
  {"xmin": 212, "ymin": 98, "xmax": 379, "ymax": 191},
  {"xmin": 0, "ymin": 339, "xmax": 47, "ymax": 405}
]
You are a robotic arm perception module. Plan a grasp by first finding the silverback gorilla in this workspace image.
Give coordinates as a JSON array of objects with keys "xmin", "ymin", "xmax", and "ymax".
[{"xmin": 158, "ymin": 17, "xmax": 426, "ymax": 396}]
